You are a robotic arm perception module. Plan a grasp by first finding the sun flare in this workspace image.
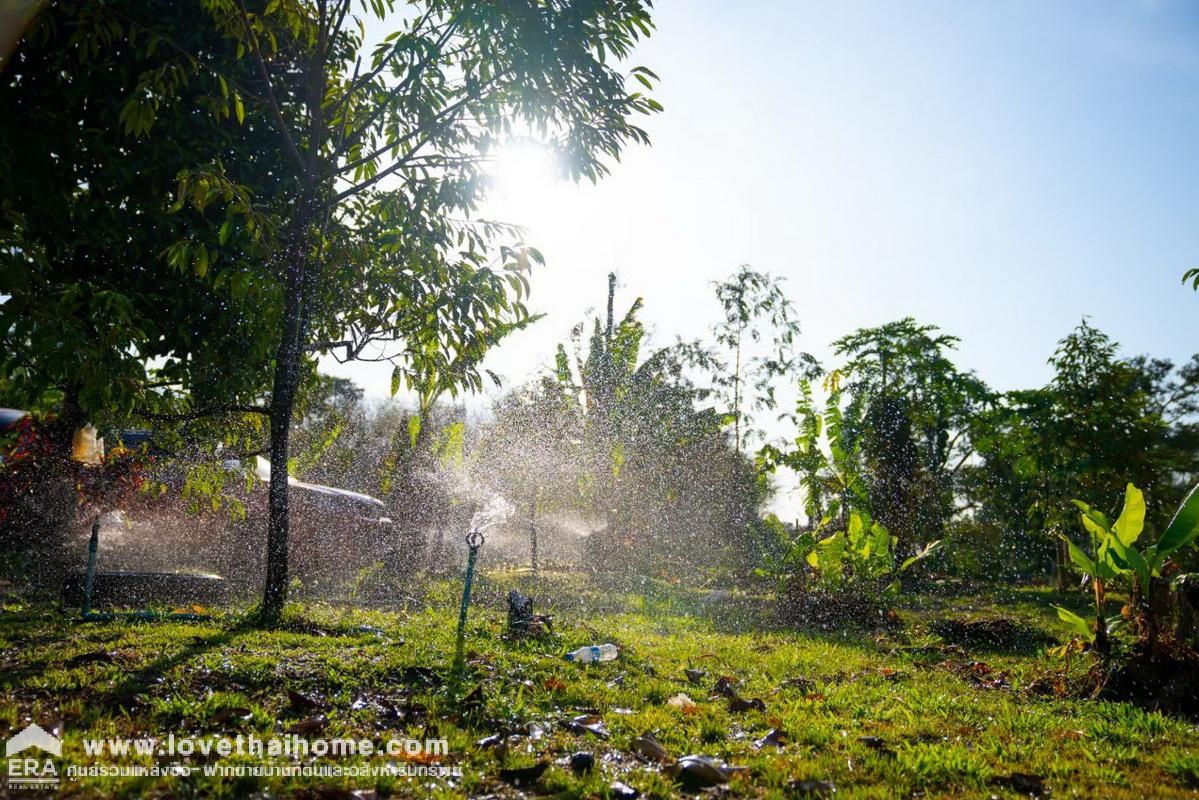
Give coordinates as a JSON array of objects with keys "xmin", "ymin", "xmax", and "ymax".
[{"xmin": 488, "ymin": 141, "xmax": 562, "ymax": 221}]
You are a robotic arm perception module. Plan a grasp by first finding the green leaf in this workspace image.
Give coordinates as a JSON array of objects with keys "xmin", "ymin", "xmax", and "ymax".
[
  {"xmin": 1107, "ymin": 533, "xmax": 1151, "ymax": 590},
  {"xmin": 899, "ymin": 539, "xmax": 942, "ymax": 572},
  {"xmin": 407, "ymin": 415, "xmax": 421, "ymax": 449},
  {"xmin": 1112, "ymin": 483, "xmax": 1145, "ymax": 545},
  {"xmin": 1156, "ymin": 483, "xmax": 1199, "ymax": 559},
  {"xmin": 1073, "ymin": 499, "xmax": 1111, "ymax": 539},
  {"xmin": 233, "ymin": 92, "xmax": 245, "ymax": 125},
  {"xmin": 194, "ymin": 244, "xmax": 209, "ymax": 278},
  {"xmin": 1055, "ymin": 606, "xmax": 1095, "ymax": 642},
  {"xmin": 1063, "ymin": 537, "xmax": 1097, "ymax": 576},
  {"xmin": 847, "ymin": 511, "xmax": 866, "ymax": 546}
]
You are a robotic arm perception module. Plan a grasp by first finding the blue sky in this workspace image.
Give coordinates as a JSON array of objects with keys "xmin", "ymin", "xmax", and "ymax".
[{"xmin": 328, "ymin": 0, "xmax": 1199, "ymax": 402}]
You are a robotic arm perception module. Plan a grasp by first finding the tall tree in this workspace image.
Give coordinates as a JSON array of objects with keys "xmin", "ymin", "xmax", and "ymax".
[
  {"xmin": 830, "ymin": 318, "xmax": 990, "ymax": 551},
  {"xmin": 968, "ymin": 320, "xmax": 1198, "ymax": 586},
  {"xmin": 4, "ymin": 1, "xmax": 660, "ymax": 620},
  {"xmin": 0, "ymin": 1, "xmax": 294, "ymax": 583},
  {"xmin": 710, "ymin": 265, "xmax": 815, "ymax": 451},
  {"xmin": 0, "ymin": 1, "xmax": 285, "ymax": 423},
  {"xmin": 169, "ymin": 0, "xmax": 660, "ymax": 621}
]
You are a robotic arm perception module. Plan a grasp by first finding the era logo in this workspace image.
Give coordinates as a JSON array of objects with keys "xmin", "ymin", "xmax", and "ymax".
[{"xmin": 5, "ymin": 724, "xmax": 61, "ymax": 789}]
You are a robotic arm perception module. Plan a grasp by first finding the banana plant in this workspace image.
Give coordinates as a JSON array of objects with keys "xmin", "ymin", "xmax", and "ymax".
[
  {"xmin": 1056, "ymin": 482, "xmax": 1199, "ymax": 653},
  {"xmin": 801, "ymin": 507, "xmax": 942, "ymax": 598}
]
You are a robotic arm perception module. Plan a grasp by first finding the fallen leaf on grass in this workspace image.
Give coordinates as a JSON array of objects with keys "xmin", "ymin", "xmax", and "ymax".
[
  {"xmin": 684, "ymin": 668, "xmax": 707, "ymax": 684},
  {"xmin": 668, "ymin": 756, "xmax": 747, "ymax": 790},
  {"xmin": 459, "ymin": 685, "xmax": 484, "ymax": 714},
  {"xmin": 667, "ymin": 693, "xmax": 698, "ymax": 712},
  {"xmin": 498, "ymin": 761, "xmax": 548, "ymax": 787},
  {"xmin": 857, "ymin": 736, "xmax": 896, "ymax": 758},
  {"xmin": 753, "ymin": 728, "xmax": 785, "ymax": 750},
  {"xmin": 544, "ymin": 677, "xmax": 567, "ymax": 692},
  {"xmin": 712, "ymin": 676, "xmax": 740, "ymax": 698},
  {"xmin": 728, "ymin": 695, "xmax": 766, "ymax": 713},
  {"xmin": 65, "ymin": 651, "xmax": 114, "ymax": 667},
  {"xmin": 517, "ymin": 721, "xmax": 546, "ymax": 740},
  {"xmin": 787, "ymin": 778, "xmax": 836, "ymax": 797},
  {"xmin": 564, "ymin": 714, "xmax": 609, "ymax": 738},
  {"xmin": 609, "ymin": 780, "xmax": 640, "ymax": 799},
  {"xmin": 943, "ymin": 659, "xmax": 1012, "ymax": 690},
  {"xmin": 396, "ymin": 666, "xmax": 441, "ymax": 687},
  {"xmin": 475, "ymin": 733, "xmax": 503, "ymax": 749},
  {"xmin": 288, "ymin": 716, "xmax": 326, "ymax": 735},
  {"xmin": 989, "ymin": 772, "xmax": 1047, "ymax": 797},
  {"xmin": 287, "ymin": 689, "xmax": 322, "ymax": 711},
  {"xmin": 568, "ymin": 751, "xmax": 594, "ymax": 774},
  {"xmin": 212, "ymin": 707, "xmax": 252, "ymax": 725},
  {"xmin": 398, "ymin": 750, "xmax": 441, "ymax": 765},
  {"xmin": 778, "ymin": 676, "xmax": 815, "ymax": 693},
  {"xmin": 630, "ymin": 732, "xmax": 670, "ymax": 762}
]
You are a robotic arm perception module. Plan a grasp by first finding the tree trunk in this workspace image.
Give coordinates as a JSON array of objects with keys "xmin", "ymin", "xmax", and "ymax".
[
  {"xmin": 260, "ymin": 400, "xmax": 293, "ymax": 623},
  {"xmin": 1054, "ymin": 536, "xmax": 1071, "ymax": 592},
  {"xmin": 259, "ymin": 224, "xmax": 310, "ymax": 625}
]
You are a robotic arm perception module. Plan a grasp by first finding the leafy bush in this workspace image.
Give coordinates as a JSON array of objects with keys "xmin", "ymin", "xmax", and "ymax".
[{"xmin": 791, "ymin": 507, "xmax": 940, "ymax": 598}]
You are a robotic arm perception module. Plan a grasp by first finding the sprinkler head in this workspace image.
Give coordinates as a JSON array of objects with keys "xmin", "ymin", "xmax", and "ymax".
[{"xmin": 465, "ymin": 529, "xmax": 486, "ymax": 549}]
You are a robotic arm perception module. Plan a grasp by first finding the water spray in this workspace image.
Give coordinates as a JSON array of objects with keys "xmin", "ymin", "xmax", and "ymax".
[
  {"xmin": 528, "ymin": 495, "xmax": 538, "ymax": 589},
  {"xmin": 79, "ymin": 514, "xmax": 209, "ymax": 623}
]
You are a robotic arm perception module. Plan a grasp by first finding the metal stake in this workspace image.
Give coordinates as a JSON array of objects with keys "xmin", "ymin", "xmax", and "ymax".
[
  {"xmin": 82, "ymin": 515, "xmax": 100, "ymax": 618},
  {"xmin": 453, "ymin": 528, "xmax": 485, "ymax": 671}
]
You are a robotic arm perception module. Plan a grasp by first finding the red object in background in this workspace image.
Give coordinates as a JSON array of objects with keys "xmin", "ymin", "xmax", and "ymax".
[{"xmin": 0, "ymin": 414, "xmax": 150, "ymax": 525}]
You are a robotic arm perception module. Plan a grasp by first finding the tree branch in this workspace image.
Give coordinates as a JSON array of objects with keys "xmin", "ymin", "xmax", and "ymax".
[
  {"xmin": 233, "ymin": 0, "xmax": 308, "ymax": 179},
  {"xmin": 333, "ymin": 11, "xmax": 464, "ymax": 159},
  {"xmin": 330, "ymin": 84, "xmax": 494, "ymax": 202}
]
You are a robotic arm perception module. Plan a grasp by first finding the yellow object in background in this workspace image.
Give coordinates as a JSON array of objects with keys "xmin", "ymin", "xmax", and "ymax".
[{"xmin": 71, "ymin": 424, "xmax": 104, "ymax": 465}]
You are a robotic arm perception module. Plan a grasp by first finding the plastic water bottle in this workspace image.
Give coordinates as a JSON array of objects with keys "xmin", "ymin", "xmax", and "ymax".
[{"xmin": 565, "ymin": 643, "xmax": 619, "ymax": 663}]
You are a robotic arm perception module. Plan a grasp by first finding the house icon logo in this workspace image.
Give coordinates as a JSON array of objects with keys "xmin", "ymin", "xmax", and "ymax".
[
  {"xmin": 6, "ymin": 724, "xmax": 61, "ymax": 758},
  {"xmin": 6, "ymin": 724, "xmax": 61, "ymax": 789}
]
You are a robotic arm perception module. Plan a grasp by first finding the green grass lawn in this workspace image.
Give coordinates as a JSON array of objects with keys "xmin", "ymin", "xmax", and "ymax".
[{"xmin": 1, "ymin": 572, "xmax": 1197, "ymax": 798}]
